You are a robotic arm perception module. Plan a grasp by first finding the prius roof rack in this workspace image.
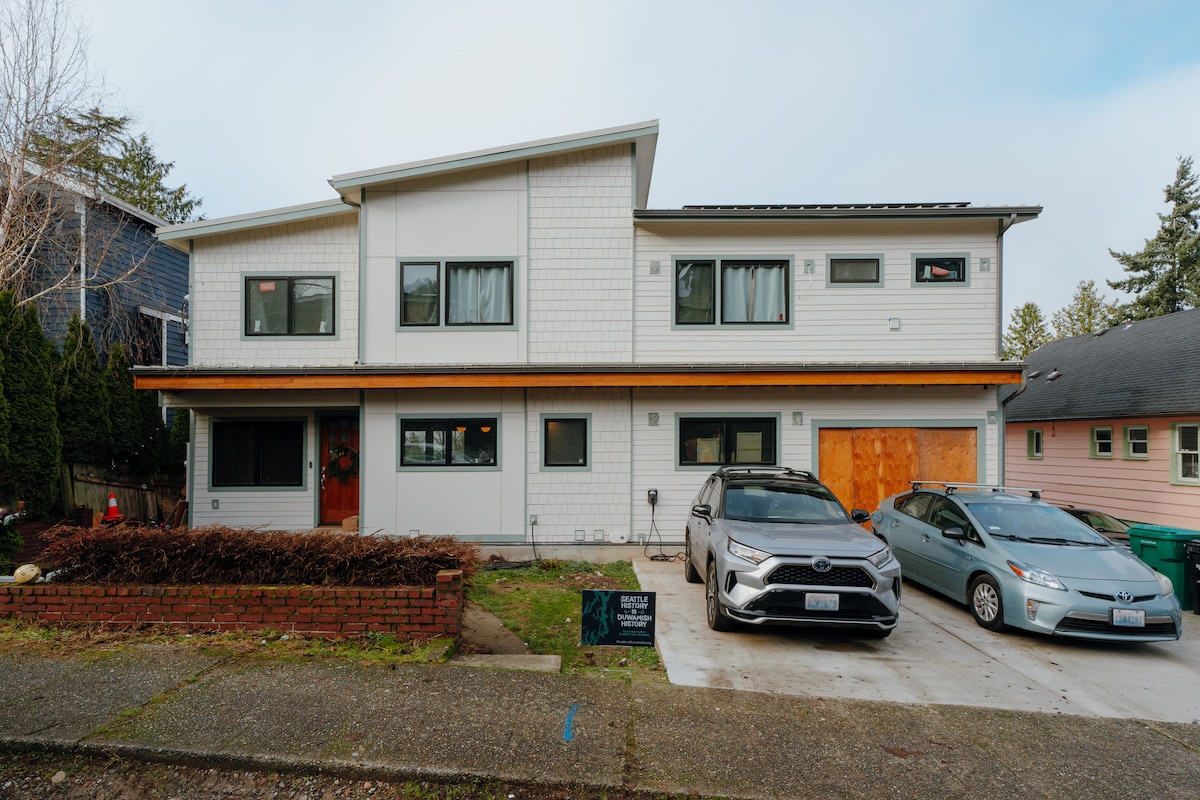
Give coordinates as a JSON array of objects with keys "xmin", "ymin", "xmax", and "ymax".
[
  {"xmin": 717, "ymin": 466, "xmax": 818, "ymax": 482},
  {"xmin": 911, "ymin": 480, "xmax": 1042, "ymax": 500}
]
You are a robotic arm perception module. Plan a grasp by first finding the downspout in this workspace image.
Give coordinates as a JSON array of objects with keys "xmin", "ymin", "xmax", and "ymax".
[
  {"xmin": 995, "ymin": 212, "xmax": 1017, "ymax": 484},
  {"xmin": 77, "ymin": 199, "xmax": 87, "ymax": 320}
]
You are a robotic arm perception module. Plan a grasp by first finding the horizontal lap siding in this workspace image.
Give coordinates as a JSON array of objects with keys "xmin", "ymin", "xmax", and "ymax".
[
  {"xmin": 633, "ymin": 221, "xmax": 1000, "ymax": 363},
  {"xmin": 1005, "ymin": 419, "xmax": 1200, "ymax": 528}
]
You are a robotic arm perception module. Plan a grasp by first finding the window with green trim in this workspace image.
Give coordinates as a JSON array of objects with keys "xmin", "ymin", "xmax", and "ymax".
[
  {"xmin": 543, "ymin": 417, "xmax": 589, "ymax": 468},
  {"xmin": 1123, "ymin": 426, "xmax": 1149, "ymax": 459},
  {"xmin": 1173, "ymin": 423, "xmax": 1199, "ymax": 484},
  {"xmin": 679, "ymin": 417, "xmax": 777, "ymax": 466},
  {"xmin": 1026, "ymin": 428, "xmax": 1043, "ymax": 459},
  {"xmin": 1091, "ymin": 426, "xmax": 1113, "ymax": 458},
  {"xmin": 245, "ymin": 276, "xmax": 335, "ymax": 336}
]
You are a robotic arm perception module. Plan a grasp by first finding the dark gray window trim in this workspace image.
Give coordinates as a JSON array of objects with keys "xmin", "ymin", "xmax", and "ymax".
[
  {"xmin": 911, "ymin": 252, "xmax": 971, "ymax": 287},
  {"xmin": 673, "ymin": 412, "xmax": 782, "ymax": 470},
  {"xmin": 540, "ymin": 413, "xmax": 592, "ymax": 471},
  {"xmin": 826, "ymin": 253, "xmax": 884, "ymax": 287},
  {"xmin": 394, "ymin": 257, "xmax": 520, "ymax": 331},
  {"xmin": 208, "ymin": 416, "xmax": 309, "ymax": 491},
  {"xmin": 395, "ymin": 413, "xmax": 502, "ymax": 472},
  {"xmin": 242, "ymin": 273, "xmax": 338, "ymax": 339},
  {"xmin": 670, "ymin": 256, "xmax": 794, "ymax": 329}
]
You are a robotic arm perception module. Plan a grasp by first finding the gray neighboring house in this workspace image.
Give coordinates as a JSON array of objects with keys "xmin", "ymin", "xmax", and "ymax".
[{"xmin": 1003, "ymin": 308, "xmax": 1200, "ymax": 529}]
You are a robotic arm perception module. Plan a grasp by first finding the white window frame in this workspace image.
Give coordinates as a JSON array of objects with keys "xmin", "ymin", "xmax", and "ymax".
[
  {"xmin": 1172, "ymin": 422, "xmax": 1199, "ymax": 485},
  {"xmin": 1090, "ymin": 426, "xmax": 1114, "ymax": 458},
  {"xmin": 1123, "ymin": 425, "xmax": 1149, "ymax": 460}
]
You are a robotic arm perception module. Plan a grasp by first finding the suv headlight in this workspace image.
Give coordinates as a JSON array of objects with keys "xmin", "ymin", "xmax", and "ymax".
[
  {"xmin": 867, "ymin": 545, "xmax": 893, "ymax": 568},
  {"xmin": 728, "ymin": 538, "xmax": 771, "ymax": 564},
  {"xmin": 1006, "ymin": 560, "xmax": 1067, "ymax": 591},
  {"xmin": 1155, "ymin": 571, "xmax": 1175, "ymax": 597}
]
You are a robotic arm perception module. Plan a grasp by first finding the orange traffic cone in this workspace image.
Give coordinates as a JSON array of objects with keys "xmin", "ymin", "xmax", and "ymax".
[{"xmin": 101, "ymin": 492, "xmax": 124, "ymax": 523}]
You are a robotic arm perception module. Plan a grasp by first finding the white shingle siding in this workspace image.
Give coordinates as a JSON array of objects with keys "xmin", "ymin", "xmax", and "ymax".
[
  {"xmin": 527, "ymin": 146, "xmax": 634, "ymax": 362},
  {"xmin": 189, "ymin": 214, "xmax": 359, "ymax": 367}
]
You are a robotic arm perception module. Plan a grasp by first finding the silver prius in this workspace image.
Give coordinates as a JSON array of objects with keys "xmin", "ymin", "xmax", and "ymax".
[
  {"xmin": 685, "ymin": 467, "xmax": 902, "ymax": 637},
  {"xmin": 873, "ymin": 482, "xmax": 1182, "ymax": 641}
]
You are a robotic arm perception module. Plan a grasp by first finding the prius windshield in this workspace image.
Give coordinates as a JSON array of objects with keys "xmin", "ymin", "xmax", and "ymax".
[
  {"xmin": 723, "ymin": 482, "xmax": 849, "ymax": 523},
  {"xmin": 964, "ymin": 500, "xmax": 1109, "ymax": 545}
]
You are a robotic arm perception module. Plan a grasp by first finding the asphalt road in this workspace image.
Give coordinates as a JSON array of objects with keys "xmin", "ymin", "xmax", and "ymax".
[{"xmin": 634, "ymin": 556, "xmax": 1200, "ymax": 723}]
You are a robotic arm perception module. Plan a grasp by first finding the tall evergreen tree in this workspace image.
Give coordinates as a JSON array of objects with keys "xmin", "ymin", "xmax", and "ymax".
[
  {"xmin": 167, "ymin": 409, "xmax": 189, "ymax": 477},
  {"xmin": 104, "ymin": 343, "xmax": 141, "ymax": 472},
  {"xmin": 1108, "ymin": 156, "xmax": 1200, "ymax": 320},
  {"xmin": 109, "ymin": 133, "xmax": 203, "ymax": 224},
  {"xmin": 136, "ymin": 389, "xmax": 167, "ymax": 475},
  {"xmin": 55, "ymin": 314, "xmax": 111, "ymax": 465},
  {"xmin": 0, "ymin": 292, "xmax": 63, "ymax": 516},
  {"xmin": 1051, "ymin": 280, "xmax": 1118, "ymax": 339},
  {"xmin": 1002, "ymin": 302, "xmax": 1051, "ymax": 360}
]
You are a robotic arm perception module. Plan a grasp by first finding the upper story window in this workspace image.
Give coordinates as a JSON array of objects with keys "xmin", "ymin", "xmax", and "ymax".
[
  {"xmin": 245, "ymin": 276, "xmax": 335, "ymax": 336},
  {"xmin": 913, "ymin": 254, "xmax": 968, "ymax": 284},
  {"xmin": 675, "ymin": 258, "xmax": 789, "ymax": 325},
  {"xmin": 1091, "ymin": 426, "xmax": 1114, "ymax": 458},
  {"xmin": 828, "ymin": 255, "xmax": 882, "ymax": 286},
  {"xmin": 1026, "ymin": 428, "xmax": 1043, "ymax": 459},
  {"xmin": 399, "ymin": 260, "xmax": 514, "ymax": 327}
]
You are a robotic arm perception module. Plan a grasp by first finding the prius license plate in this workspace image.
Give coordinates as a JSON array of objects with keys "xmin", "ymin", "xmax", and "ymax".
[
  {"xmin": 806, "ymin": 593, "xmax": 839, "ymax": 611},
  {"xmin": 1112, "ymin": 608, "xmax": 1145, "ymax": 627}
]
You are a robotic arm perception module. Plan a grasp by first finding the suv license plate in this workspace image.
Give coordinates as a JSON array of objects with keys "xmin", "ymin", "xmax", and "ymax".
[
  {"xmin": 1112, "ymin": 608, "xmax": 1145, "ymax": 627},
  {"xmin": 806, "ymin": 593, "xmax": 839, "ymax": 611}
]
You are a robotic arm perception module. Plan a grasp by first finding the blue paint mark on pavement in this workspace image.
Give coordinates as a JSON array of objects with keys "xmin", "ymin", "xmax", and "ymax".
[{"xmin": 564, "ymin": 704, "xmax": 579, "ymax": 741}]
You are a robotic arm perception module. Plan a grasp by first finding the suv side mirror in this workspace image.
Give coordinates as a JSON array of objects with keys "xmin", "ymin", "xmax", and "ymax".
[
  {"xmin": 941, "ymin": 526, "xmax": 967, "ymax": 541},
  {"xmin": 691, "ymin": 503, "xmax": 713, "ymax": 519},
  {"xmin": 851, "ymin": 509, "xmax": 870, "ymax": 523}
]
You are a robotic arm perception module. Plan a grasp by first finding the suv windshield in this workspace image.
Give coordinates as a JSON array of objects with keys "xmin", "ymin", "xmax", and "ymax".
[
  {"xmin": 723, "ymin": 482, "xmax": 849, "ymax": 523},
  {"xmin": 964, "ymin": 500, "xmax": 1109, "ymax": 545}
]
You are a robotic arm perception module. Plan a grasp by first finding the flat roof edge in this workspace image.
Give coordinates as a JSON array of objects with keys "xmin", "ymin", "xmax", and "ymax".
[{"xmin": 157, "ymin": 199, "xmax": 356, "ymax": 242}]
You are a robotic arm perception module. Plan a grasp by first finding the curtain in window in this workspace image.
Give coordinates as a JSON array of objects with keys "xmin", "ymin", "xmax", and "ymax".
[
  {"xmin": 722, "ymin": 263, "xmax": 785, "ymax": 322},
  {"xmin": 449, "ymin": 264, "xmax": 511, "ymax": 324}
]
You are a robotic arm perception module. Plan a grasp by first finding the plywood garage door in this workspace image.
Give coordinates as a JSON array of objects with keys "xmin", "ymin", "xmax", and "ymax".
[{"xmin": 818, "ymin": 428, "xmax": 977, "ymax": 514}]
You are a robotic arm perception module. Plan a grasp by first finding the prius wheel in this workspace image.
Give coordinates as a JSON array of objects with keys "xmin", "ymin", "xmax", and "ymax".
[
  {"xmin": 969, "ymin": 574, "xmax": 1006, "ymax": 631},
  {"xmin": 706, "ymin": 560, "xmax": 735, "ymax": 631},
  {"xmin": 684, "ymin": 532, "xmax": 702, "ymax": 584}
]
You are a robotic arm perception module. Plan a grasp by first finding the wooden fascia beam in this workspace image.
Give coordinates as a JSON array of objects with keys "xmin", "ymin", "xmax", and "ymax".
[{"xmin": 135, "ymin": 369, "xmax": 1022, "ymax": 391}]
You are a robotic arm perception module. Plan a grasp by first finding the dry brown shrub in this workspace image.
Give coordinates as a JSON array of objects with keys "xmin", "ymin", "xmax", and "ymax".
[{"xmin": 37, "ymin": 524, "xmax": 478, "ymax": 586}]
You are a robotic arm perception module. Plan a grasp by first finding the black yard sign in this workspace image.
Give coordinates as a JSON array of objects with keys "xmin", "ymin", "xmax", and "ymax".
[{"xmin": 580, "ymin": 590, "xmax": 656, "ymax": 647}]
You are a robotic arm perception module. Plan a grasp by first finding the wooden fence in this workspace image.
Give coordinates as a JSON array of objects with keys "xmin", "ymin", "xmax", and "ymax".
[{"xmin": 62, "ymin": 465, "xmax": 185, "ymax": 525}]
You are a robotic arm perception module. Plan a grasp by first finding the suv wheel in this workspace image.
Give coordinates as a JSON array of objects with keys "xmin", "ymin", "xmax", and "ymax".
[
  {"xmin": 969, "ymin": 574, "xmax": 1006, "ymax": 631},
  {"xmin": 684, "ymin": 531, "xmax": 702, "ymax": 584},
  {"xmin": 706, "ymin": 560, "xmax": 735, "ymax": 631}
]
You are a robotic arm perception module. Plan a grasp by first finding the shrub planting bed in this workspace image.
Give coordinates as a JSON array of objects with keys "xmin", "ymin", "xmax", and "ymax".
[{"xmin": 0, "ymin": 525, "xmax": 477, "ymax": 641}]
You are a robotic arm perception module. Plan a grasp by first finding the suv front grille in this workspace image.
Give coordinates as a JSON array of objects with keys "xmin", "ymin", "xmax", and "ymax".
[{"xmin": 765, "ymin": 564, "xmax": 873, "ymax": 588}]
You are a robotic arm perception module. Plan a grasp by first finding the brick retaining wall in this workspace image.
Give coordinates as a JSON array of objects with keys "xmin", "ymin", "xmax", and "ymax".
[{"xmin": 0, "ymin": 569, "xmax": 464, "ymax": 641}]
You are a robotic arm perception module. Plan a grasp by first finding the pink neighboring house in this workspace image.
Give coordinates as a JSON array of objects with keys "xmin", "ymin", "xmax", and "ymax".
[{"xmin": 1003, "ymin": 309, "xmax": 1200, "ymax": 530}]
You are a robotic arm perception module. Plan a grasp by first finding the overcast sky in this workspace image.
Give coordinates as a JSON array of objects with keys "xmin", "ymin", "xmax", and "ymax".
[{"xmin": 81, "ymin": 0, "xmax": 1200, "ymax": 320}]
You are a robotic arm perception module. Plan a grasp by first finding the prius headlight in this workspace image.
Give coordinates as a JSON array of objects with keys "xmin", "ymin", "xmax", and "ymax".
[
  {"xmin": 1155, "ymin": 571, "xmax": 1175, "ymax": 597},
  {"xmin": 1006, "ymin": 560, "xmax": 1067, "ymax": 591},
  {"xmin": 867, "ymin": 545, "xmax": 893, "ymax": 568},
  {"xmin": 728, "ymin": 538, "xmax": 771, "ymax": 564}
]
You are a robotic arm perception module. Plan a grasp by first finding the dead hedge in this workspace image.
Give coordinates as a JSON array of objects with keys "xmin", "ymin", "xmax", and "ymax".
[{"xmin": 37, "ymin": 524, "xmax": 478, "ymax": 587}]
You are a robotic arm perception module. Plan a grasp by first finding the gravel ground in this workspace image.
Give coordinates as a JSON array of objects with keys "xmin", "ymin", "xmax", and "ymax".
[{"xmin": 0, "ymin": 751, "xmax": 680, "ymax": 800}]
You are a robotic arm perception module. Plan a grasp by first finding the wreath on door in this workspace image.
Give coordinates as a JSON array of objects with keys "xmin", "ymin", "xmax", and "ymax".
[{"xmin": 324, "ymin": 444, "xmax": 359, "ymax": 482}]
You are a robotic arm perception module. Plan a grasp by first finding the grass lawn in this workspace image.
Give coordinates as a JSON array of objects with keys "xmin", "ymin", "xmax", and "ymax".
[{"xmin": 467, "ymin": 559, "xmax": 664, "ymax": 680}]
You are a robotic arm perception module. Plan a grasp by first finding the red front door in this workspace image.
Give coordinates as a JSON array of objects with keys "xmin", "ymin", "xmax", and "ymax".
[{"xmin": 319, "ymin": 415, "xmax": 360, "ymax": 525}]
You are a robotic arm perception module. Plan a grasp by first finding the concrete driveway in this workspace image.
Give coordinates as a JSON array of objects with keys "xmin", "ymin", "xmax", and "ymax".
[{"xmin": 634, "ymin": 556, "xmax": 1200, "ymax": 723}]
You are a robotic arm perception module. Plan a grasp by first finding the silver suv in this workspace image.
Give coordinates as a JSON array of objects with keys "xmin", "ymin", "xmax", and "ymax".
[{"xmin": 685, "ymin": 467, "xmax": 901, "ymax": 637}]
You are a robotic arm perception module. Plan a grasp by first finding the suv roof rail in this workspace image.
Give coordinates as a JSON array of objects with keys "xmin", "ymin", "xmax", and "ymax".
[
  {"xmin": 717, "ymin": 466, "xmax": 819, "ymax": 482},
  {"xmin": 911, "ymin": 480, "xmax": 1042, "ymax": 500}
]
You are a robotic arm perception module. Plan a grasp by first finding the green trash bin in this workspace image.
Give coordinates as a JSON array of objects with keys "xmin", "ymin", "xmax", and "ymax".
[{"xmin": 1127, "ymin": 524, "xmax": 1200, "ymax": 611}]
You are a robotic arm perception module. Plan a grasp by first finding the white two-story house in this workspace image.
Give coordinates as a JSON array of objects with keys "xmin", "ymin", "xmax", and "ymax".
[{"xmin": 136, "ymin": 121, "xmax": 1040, "ymax": 544}]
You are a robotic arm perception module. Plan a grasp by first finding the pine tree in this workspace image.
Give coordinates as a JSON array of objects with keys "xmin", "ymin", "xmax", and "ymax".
[
  {"xmin": 104, "ymin": 343, "xmax": 141, "ymax": 472},
  {"xmin": 108, "ymin": 133, "xmax": 203, "ymax": 224},
  {"xmin": 1108, "ymin": 156, "xmax": 1200, "ymax": 320},
  {"xmin": 1051, "ymin": 280, "xmax": 1118, "ymax": 338},
  {"xmin": 1002, "ymin": 302, "xmax": 1051, "ymax": 360},
  {"xmin": 55, "ymin": 314, "xmax": 111, "ymax": 465},
  {"xmin": 136, "ymin": 389, "xmax": 167, "ymax": 475},
  {"xmin": 0, "ymin": 293, "xmax": 63, "ymax": 516},
  {"xmin": 167, "ymin": 409, "xmax": 189, "ymax": 477}
]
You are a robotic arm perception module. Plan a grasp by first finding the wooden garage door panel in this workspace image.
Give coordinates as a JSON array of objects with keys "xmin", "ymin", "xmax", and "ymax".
[{"xmin": 819, "ymin": 427, "xmax": 978, "ymax": 516}]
